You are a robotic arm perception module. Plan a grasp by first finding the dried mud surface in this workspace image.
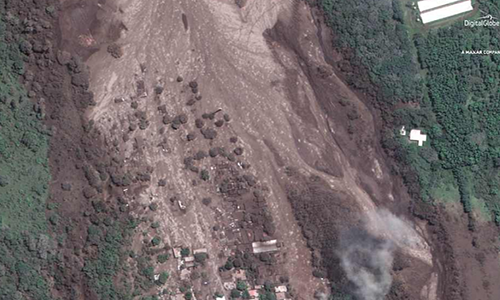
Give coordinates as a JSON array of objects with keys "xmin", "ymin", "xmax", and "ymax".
[{"xmin": 19, "ymin": 0, "xmax": 500, "ymax": 299}]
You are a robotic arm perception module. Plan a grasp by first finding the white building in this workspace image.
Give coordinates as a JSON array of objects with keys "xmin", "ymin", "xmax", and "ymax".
[
  {"xmin": 409, "ymin": 129, "xmax": 427, "ymax": 146},
  {"xmin": 418, "ymin": 0, "xmax": 473, "ymax": 24}
]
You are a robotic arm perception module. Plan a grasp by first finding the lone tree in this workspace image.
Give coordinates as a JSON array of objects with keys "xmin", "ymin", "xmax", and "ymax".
[
  {"xmin": 200, "ymin": 169, "xmax": 210, "ymax": 181},
  {"xmin": 156, "ymin": 271, "xmax": 169, "ymax": 285},
  {"xmin": 151, "ymin": 236, "xmax": 161, "ymax": 247},
  {"xmin": 230, "ymin": 289, "xmax": 241, "ymax": 299},
  {"xmin": 236, "ymin": 280, "xmax": 247, "ymax": 291},
  {"xmin": 181, "ymin": 247, "xmax": 190, "ymax": 257}
]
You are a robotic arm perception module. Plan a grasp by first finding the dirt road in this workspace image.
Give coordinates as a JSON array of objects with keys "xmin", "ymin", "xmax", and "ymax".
[{"xmin": 71, "ymin": 0, "xmax": 439, "ymax": 298}]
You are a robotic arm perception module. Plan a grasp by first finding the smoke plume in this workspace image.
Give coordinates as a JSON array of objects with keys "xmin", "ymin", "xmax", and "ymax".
[{"xmin": 339, "ymin": 209, "xmax": 418, "ymax": 300}]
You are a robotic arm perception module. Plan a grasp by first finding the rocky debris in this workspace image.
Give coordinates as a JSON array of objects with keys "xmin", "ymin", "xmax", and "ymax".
[
  {"xmin": 114, "ymin": 97, "xmax": 125, "ymax": 103},
  {"xmin": 215, "ymin": 120, "xmax": 224, "ymax": 127},
  {"xmin": 209, "ymin": 147, "xmax": 220, "ymax": 158},
  {"xmin": 243, "ymin": 174, "xmax": 257, "ymax": 186},
  {"xmin": 154, "ymin": 85, "xmax": 164, "ymax": 95},
  {"xmin": 158, "ymin": 104, "xmax": 167, "ymax": 114},
  {"xmin": 195, "ymin": 118, "xmax": 204, "ymax": 129},
  {"xmin": 107, "ymin": 43, "xmax": 123, "ymax": 58},
  {"xmin": 200, "ymin": 169, "xmax": 210, "ymax": 181},
  {"xmin": 162, "ymin": 114, "xmax": 173, "ymax": 125},
  {"xmin": 136, "ymin": 172, "xmax": 152, "ymax": 182},
  {"xmin": 178, "ymin": 114, "xmax": 188, "ymax": 124},
  {"xmin": 234, "ymin": 147, "xmax": 244, "ymax": 156},
  {"xmin": 136, "ymin": 80, "xmax": 147, "ymax": 98},
  {"xmin": 83, "ymin": 187, "xmax": 97, "ymax": 199},
  {"xmin": 235, "ymin": 0, "xmax": 248, "ymax": 8},
  {"xmin": 56, "ymin": 50, "xmax": 71, "ymax": 65},
  {"xmin": 177, "ymin": 76, "xmax": 184, "ymax": 82},
  {"xmin": 71, "ymin": 72, "xmax": 90, "ymax": 88},
  {"xmin": 189, "ymin": 81, "xmax": 198, "ymax": 89},
  {"xmin": 182, "ymin": 13, "xmax": 189, "ymax": 31},
  {"xmin": 61, "ymin": 183, "xmax": 72, "ymax": 191},
  {"xmin": 194, "ymin": 150, "xmax": 208, "ymax": 161},
  {"xmin": 171, "ymin": 121, "xmax": 181, "ymax": 130},
  {"xmin": 134, "ymin": 111, "xmax": 150, "ymax": 130},
  {"xmin": 201, "ymin": 127, "xmax": 217, "ymax": 140},
  {"xmin": 187, "ymin": 132, "xmax": 196, "ymax": 141},
  {"xmin": 149, "ymin": 202, "xmax": 159, "ymax": 211}
]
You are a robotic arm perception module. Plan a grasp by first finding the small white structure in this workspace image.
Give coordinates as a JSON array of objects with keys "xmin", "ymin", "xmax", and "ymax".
[
  {"xmin": 252, "ymin": 240, "xmax": 280, "ymax": 254},
  {"xmin": 215, "ymin": 297, "xmax": 227, "ymax": 300},
  {"xmin": 400, "ymin": 126, "xmax": 407, "ymax": 136},
  {"xmin": 193, "ymin": 248, "xmax": 208, "ymax": 254},
  {"xmin": 410, "ymin": 129, "xmax": 427, "ymax": 146},
  {"xmin": 275, "ymin": 286, "xmax": 288, "ymax": 293},
  {"xmin": 418, "ymin": 0, "xmax": 473, "ymax": 24}
]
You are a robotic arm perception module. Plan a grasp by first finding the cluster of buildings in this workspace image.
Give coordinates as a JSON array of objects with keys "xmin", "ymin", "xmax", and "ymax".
[
  {"xmin": 415, "ymin": 0, "xmax": 473, "ymax": 24},
  {"xmin": 218, "ymin": 268, "xmax": 290, "ymax": 300}
]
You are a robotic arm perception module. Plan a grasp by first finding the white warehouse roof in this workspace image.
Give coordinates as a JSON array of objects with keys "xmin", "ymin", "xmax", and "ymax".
[{"xmin": 420, "ymin": 0, "xmax": 473, "ymax": 24}]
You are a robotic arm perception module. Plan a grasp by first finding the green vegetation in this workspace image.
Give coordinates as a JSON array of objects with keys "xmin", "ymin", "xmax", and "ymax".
[
  {"xmin": 82, "ymin": 219, "xmax": 138, "ymax": 300},
  {"xmin": 319, "ymin": 0, "xmax": 500, "ymax": 226},
  {"xmin": 230, "ymin": 289, "xmax": 241, "ymax": 299},
  {"xmin": 156, "ymin": 271, "xmax": 169, "ymax": 285},
  {"xmin": 181, "ymin": 247, "xmax": 190, "ymax": 257},
  {"xmin": 151, "ymin": 236, "xmax": 161, "ymax": 246},
  {"xmin": 0, "ymin": 2, "xmax": 53, "ymax": 299},
  {"xmin": 320, "ymin": 0, "xmax": 423, "ymax": 105},
  {"xmin": 0, "ymin": 6, "xmax": 50, "ymax": 234},
  {"xmin": 194, "ymin": 252, "xmax": 208, "ymax": 263},
  {"xmin": 157, "ymin": 253, "xmax": 170, "ymax": 263}
]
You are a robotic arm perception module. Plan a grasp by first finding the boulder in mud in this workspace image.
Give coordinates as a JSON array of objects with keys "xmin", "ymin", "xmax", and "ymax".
[{"xmin": 201, "ymin": 127, "xmax": 217, "ymax": 140}]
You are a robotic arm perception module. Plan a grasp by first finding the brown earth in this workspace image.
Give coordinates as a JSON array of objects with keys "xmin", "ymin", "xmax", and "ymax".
[
  {"xmin": 76, "ymin": 0, "xmax": 436, "ymax": 298},
  {"xmin": 6, "ymin": 0, "xmax": 500, "ymax": 299}
]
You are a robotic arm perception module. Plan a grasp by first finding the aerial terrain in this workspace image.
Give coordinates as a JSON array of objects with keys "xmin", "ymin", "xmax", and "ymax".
[{"xmin": 1, "ymin": 0, "xmax": 500, "ymax": 300}]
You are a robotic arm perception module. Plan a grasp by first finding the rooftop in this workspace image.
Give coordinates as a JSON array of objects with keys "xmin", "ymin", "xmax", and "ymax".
[
  {"xmin": 409, "ymin": 129, "xmax": 427, "ymax": 147},
  {"xmin": 418, "ymin": 0, "xmax": 473, "ymax": 24}
]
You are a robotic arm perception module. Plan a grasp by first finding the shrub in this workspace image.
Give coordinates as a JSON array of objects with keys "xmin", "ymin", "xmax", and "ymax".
[
  {"xmin": 151, "ymin": 222, "xmax": 160, "ymax": 229},
  {"xmin": 224, "ymin": 260, "xmax": 233, "ymax": 270},
  {"xmin": 157, "ymin": 271, "xmax": 169, "ymax": 285},
  {"xmin": 194, "ymin": 253, "xmax": 208, "ymax": 263},
  {"xmin": 230, "ymin": 289, "xmax": 241, "ymax": 298},
  {"xmin": 157, "ymin": 254, "xmax": 170, "ymax": 263},
  {"xmin": 181, "ymin": 248, "xmax": 190, "ymax": 257},
  {"xmin": 200, "ymin": 169, "xmax": 210, "ymax": 181},
  {"xmin": 151, "ymin": 236, "xmax": 161, "ymax": 247},
  {"xmin": 236, "ymin": 280, "xmax": 247, "ymax": 291}
]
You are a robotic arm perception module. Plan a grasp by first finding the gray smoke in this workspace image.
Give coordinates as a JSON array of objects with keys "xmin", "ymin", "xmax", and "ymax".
[{"xmin": 339, "ymin": 209, "xmax": 417, "ymax": 300}]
